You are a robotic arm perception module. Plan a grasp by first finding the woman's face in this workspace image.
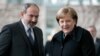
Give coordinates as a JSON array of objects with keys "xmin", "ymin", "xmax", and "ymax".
[{"xmin": 58, "ymin": 14, "xmax": 76, "ymax": 34}]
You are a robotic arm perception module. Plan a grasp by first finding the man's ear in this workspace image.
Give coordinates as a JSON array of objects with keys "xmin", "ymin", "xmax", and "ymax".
[{"xmin": 19, "ymin": 11, "xmax": 24, "ymax": 17}]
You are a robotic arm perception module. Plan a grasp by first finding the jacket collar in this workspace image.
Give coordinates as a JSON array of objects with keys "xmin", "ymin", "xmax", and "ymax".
[{"xmin": 52, "ymin": 26, "xmax": 77, "ymax": 42}]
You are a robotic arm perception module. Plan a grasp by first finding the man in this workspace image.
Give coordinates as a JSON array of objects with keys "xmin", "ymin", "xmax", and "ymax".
[
  {"xmin": 87, "ymin": 26, "xmax": 97, "ymax": 42},
  {"xmin": 0, "ymin": 3, "xmax": 44, "ymax": 56},
  {"xmin": 87, "ymin": 25, "xmax": 100, "ymax": 56}
]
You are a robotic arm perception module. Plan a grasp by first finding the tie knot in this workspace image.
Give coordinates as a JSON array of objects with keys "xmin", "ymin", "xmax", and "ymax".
[{"xmin": 28, "ymin": 28, "xmax": 31, "ymax": 33}]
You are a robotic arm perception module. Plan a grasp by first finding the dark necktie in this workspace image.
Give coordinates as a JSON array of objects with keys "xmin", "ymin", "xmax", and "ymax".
[{"xmin": 28, "ymin": 28, "xmax": 34, "ymax": 45}]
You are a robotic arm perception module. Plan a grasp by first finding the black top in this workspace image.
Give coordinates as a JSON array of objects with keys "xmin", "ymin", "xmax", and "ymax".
[{"xmin": 45, "ymin": 26, "xmax": 95, "ymax": 56}]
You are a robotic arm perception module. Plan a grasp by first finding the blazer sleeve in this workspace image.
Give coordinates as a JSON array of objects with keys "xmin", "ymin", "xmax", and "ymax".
[
  {"xmin": 39, "ymin": 29, "xmax": 44, "ymax": 56},
  {"xmin": 35, "ymin": 27, "xmax": 45, "ymax": 56},
  {"xmin": 40, "ymin": 29, "xmax": 45, "ymax": 56},
  {"xmin": 45, "ymin": 41, "xmax": 52, "ymax": 56},
  {"xmin": 80, "ymin": 30, "xmax": 95, "ymax": 56},
  {"xmin": 0, "ymin": 25, "xmax": 12, "ymax": 55}
]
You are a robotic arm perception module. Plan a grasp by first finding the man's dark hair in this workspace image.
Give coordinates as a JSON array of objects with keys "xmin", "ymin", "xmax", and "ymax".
[{"xmin": 23, "ymin": 3, "xmax": 39, "ymax": 13}]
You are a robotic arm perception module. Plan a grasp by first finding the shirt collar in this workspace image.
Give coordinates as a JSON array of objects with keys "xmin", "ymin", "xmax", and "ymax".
[
  {"xmin": 21, "ymin": 19, "xmax": 31, "ymax": 31},
  {"xmin": 94, "ymin": 37, "xmax": 96, "ymax": 43}
]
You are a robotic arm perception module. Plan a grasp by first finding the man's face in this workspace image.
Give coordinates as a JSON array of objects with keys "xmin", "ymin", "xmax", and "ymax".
[
  {"xmin": 58, "ymin": 14, "xmax": 76, "ymax": 34},
  {"xmin": 87, "ymin": 28, "xmax": 96, "ymax": 37},
  {"xmin": 22, "ymin": 6, "xmax": 39, "ymax": 27}
]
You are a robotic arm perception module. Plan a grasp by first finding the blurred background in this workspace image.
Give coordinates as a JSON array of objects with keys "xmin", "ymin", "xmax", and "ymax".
[{"xmin": 0, "ymin": 0, "xmax": 100, "ymax": 44}]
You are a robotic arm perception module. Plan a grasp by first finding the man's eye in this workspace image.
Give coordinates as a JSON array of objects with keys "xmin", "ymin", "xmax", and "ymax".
[
  {"xmin": 29, "ymin": 15, "xmax": 34, "ymax": 17},
  {"xmin": 35, "ymin": 15, "xmax": 39, "ymax": 18}
]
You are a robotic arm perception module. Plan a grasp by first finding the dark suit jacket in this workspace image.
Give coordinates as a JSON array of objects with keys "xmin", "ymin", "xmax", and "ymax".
[
  {"xmin": 95, "ymin": 38, "xmax": 100, "ymax": 56},
  {"xmin": 0, "ymin": 21, "xmax": 44, "ymax": 56}
]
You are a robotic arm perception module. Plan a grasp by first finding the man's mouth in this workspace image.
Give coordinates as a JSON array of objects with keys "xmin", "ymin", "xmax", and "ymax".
[{"xmin": 30, "ymin": 21, "xmax": 37, "ymax": 26}]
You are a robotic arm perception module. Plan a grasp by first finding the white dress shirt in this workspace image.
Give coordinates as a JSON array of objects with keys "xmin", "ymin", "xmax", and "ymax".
[{"xmin": 21, "ymin": 19, "xmax": 35, "ymax": 40}]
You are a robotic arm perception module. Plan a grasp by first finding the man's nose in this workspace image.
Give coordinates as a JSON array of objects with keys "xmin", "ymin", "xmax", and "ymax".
[{"xmin": 32, "ymin": 17, "xmax": 37, "ymax": 21}]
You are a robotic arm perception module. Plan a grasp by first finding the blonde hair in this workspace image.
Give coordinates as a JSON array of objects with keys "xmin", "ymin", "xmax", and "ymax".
[{"xmin": 56, "ymin": 7, "xmax": 78, "ymax": 23}]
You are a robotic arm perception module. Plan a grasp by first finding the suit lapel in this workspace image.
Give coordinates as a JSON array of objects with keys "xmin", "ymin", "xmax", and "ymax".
[
  {"xmin": 18, "ymin": 21, "xmax": 33, "ymax": 55},
  {"xmin": 18, "ymin": 21, "xmax": 42, "ymax": 55},
  {"xmin": 33, "ymin": 27, "xmax": 41, "ymax": 53},
  {"xmin": 33, "ymin": 27, "xmax": 39, "ymax": 44},
  {"xmin": 18, "ymin": 21, "xmax": 32, "ymax": 48}
]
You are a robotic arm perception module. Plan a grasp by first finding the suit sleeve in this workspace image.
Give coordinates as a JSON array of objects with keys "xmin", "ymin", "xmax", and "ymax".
[
  {"xmin": 0, "ymin": 25, "xmax": 12, "ymax": 55},
  {"xmin": 40, "ymin": 30, "xmax": 45, "ymax": 56},
  {"xmin": 37, "ymin": 28, "xmax": 45, "ymax": 56},
  {"xmin": 81, "ymin": 30, "xmax": 95, "ymax": 56},
  {"xmin": 45, "ymin": 41, "xmax": 52, "ymax": 56}
]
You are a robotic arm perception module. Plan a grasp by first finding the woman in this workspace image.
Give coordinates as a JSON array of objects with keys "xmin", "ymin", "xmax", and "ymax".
[{"xmin": 45, "ymin": 7, "xmax": 95, "ymax": 56}]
